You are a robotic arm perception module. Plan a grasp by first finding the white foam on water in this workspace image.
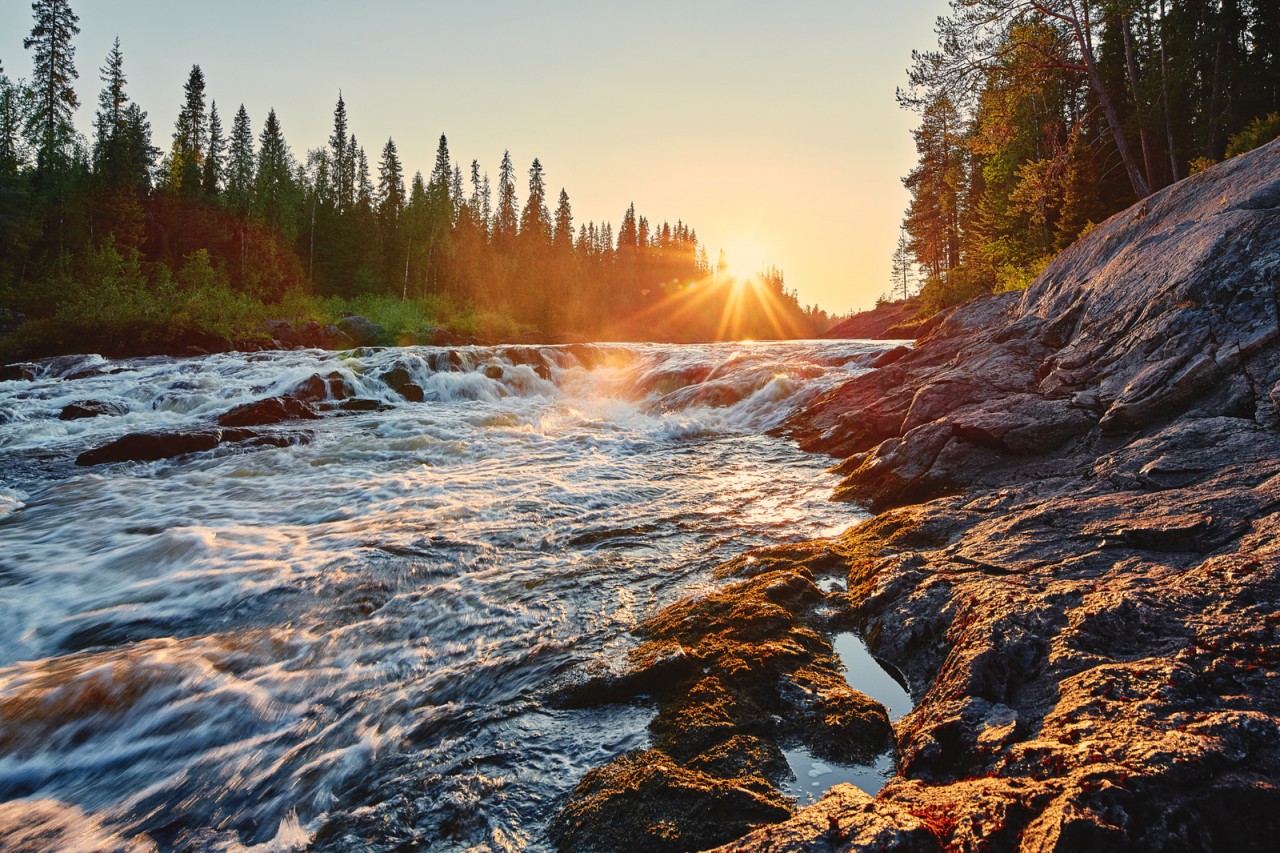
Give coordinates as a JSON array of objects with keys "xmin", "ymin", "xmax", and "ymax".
[{"xmin": 0, "ymin": 338, "xmax": 896, "ymax": 850}]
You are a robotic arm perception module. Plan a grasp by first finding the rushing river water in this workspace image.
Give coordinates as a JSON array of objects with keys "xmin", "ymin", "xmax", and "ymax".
[{"xmin": 0, "ymin": 339, "xmax": 894, "ymax": 851}]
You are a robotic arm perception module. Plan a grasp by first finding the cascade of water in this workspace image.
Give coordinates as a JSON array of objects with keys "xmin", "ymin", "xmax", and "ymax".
[{"xmin": 0, "ymin": 339, "xmax": 897, "ymax": 851}]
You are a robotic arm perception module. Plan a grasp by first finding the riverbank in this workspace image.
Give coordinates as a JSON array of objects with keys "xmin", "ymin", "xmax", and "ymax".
[{"xmin": 553, "ymin": 138, "xmax": 1280, "ymax": 850}]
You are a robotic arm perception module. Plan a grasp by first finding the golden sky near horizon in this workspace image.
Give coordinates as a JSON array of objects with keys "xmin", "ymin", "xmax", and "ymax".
[{"xmin": 1, "ymin": 0, "xmax": 950, "ymax": 314}]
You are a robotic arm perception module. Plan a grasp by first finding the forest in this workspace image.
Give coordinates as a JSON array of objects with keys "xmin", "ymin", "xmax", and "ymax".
[
  {"xmin": 0, "ymin": 1, "xmax": 836, "ymax": 359},
  {"xmin": 897, "ymin": 0, "xmax": 1280, "ymax": 312}
]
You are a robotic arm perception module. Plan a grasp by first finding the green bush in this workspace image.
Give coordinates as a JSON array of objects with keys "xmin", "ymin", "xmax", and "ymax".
[{"xmin": 1226, "ymin": 113, "xmax": 1280, "ymax": 158}]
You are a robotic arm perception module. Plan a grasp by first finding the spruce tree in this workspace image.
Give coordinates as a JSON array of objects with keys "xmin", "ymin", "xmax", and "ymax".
[
  {"xmin": 554, "ymin": 188, "xmax": 573, "ymax": 249},
  {"xmin": 0, "ymin": 71, "xmax": 25, "ymax": 178},
  {"xmin": 225, "ymin": 103, "xmax": 254, "ymax": 216},
  {"xmin": 376, "ymin": 136, "xmax": 405, "ymax": 228},
  {"xmin": 202, "ymin": 100, "xmax": 224, "ymax": 196},
  {"xmin": 328, "ymin": 92, "xmax": 352, "ymax": 213},
  {"xmin": 451, "ymin": 164, "xmax": 464, "ymax": 223},
  {"xmin": 494, "ymin": 149, "xmax": 518, "ymax": 247},
  {"xmin": 24, "ymin": 0, "xmax": 80, "ymax": 178},
  {"xmin": 92, "ymin": 37, "xmax": 126, "ymax": 174},
  {"xmin": 254, "ymin": 107, "xmax": 294, "ymax": 232},
  {"xmin": 170, "ymin": 64, "xmax": 206, "ymax": 195},
  {"xmin": 520, "ymin": 157, "xmax": 550, "ymax": 243},
  {"xmin": 426, "ymin": 134, "xmax": 452, "ymax": 221}
]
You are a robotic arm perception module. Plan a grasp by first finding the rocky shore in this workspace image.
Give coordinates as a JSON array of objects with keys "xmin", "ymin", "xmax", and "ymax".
[{"xmin": 554, "ymin": 139, "xmax": 1280, "ymax": 850}]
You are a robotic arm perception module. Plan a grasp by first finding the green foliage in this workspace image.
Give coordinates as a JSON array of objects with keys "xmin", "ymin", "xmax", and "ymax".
[
  {"xmin": 1225, "ymin": 113, "xmax": 1280, "ymax": 158},
  {"xmin": 897, "ymin": 0, "xmax": 1280, "ymax": 319},
  {"xmin": 1, "ymin": 0, "xmax": 830, "ymax": 357}
]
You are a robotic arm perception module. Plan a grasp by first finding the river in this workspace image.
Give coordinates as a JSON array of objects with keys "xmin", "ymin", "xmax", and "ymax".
[{"xmin": 0, "ymin": 340, "xmax": 894, "ymax": 851}]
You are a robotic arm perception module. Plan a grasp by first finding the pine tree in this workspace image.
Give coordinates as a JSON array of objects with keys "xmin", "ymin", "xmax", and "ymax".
[
  {"xmin": 24, "ymin": 0, "xmax": 80, "ymax": 177},
  {"xmin": 617, "ymin": 202, "xmax": 638, "ymax": 251},
  {"xmin": 355, "ymin": 141, "xmax": 373, "ymax": 210},
  {"xmin": 890, "ymin": 227, "xmax": 914, "ymax": 301},
  {"xmin": 202, "ymin": 100, "xmax": 224, "ymax": 196},
  {"xmin": 225, "ymin": 103, "xmax": 254, "ymax": 216}
]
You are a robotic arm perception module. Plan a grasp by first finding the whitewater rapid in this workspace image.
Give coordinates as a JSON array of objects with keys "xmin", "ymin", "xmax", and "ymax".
[{"xmin": 0, "ymin": 340, "xmax": 892, "ymax": 851}]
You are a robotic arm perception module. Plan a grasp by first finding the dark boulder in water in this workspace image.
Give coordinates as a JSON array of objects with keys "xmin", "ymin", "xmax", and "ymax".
[
  {"xmin": 289, "ymin": 372, "xmax": 350, "ymax": 403},
  {"xmin": 217, "ymin": 396, "xmax": 320, "ymax": 427},
  {"xmin": 59, "ymin": 400, "xmax": 127, "ymax": 420},
  {"xmin": 76, "ymin": 430, "xmax": 226, "ymax": 465},
  {"xmin": 378, "ymin": 366, "xmax": 425, "ymax": 402},
  {"xmin": 76, "ymin": 427, "xmax": 311, "ymax": 465},
  {"xmin": 0, "ymin": 363, "xmax": 37, "ymax": 382}
]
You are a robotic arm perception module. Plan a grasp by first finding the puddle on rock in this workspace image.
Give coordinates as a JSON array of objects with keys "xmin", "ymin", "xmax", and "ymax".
[
  {"xmin": 833, "ymin": 631, "xmax": 912, "ymax": 720},
  {"xmin": 782, "ymin": 631, "xmax": 915, "ymax": 803},
  {"xmin": 782, "ymin": 747, "xmax": 894, "ymax": 803}
]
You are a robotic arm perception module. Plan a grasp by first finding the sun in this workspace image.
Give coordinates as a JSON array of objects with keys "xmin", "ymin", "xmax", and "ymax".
[{"xmin": 718, "ymin": 237, "xmax": 773, "ymax": 278}]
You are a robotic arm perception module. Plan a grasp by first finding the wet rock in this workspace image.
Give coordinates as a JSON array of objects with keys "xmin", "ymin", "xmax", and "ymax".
[
  {"xmin": 704, "ymin": 784, "xmax": 940, "ymax": 853},
  {"xmin": 379, "ymin": 366, "xmax": 425, "ymax": 402},
  {"xmin": 59, "ymin": 400, "xmax": 127, "ymax": 420},
  {"xmin": 75, "ymin": 427, "xmax": 309, "ymax": 465},
  {"xmin": 337, "ymin": 398, "xmax": 389, "ymax": 412},
  {"xmin": 216, "ymin": 396, "xmax": 320, "ymax": 427},
  {"xmin": 289, "ymin": 371, "xmax": 350, "ymax": 403},
  {"xmin": 550, "ymin": 750, "xmax": 792, "ymax": 853},
  {"xmin": 336, "ymin": 315, "xmax": 386, "ymax": 347},
  {"xmin": 870, "ymin": 345, "xmax": 911, "ymax": 368},
  {"xmin": 76, "ymin": 430, "xmax": 226, "ymax": 465},
  {"xmin": 553, "ymin": 568, "xmax": 892, "ymax": 848},
  {"xmin": 0, "ymin": 363, "xmax": 37, "ymax": 382},
  {"xmin": 717, "ymin": 141, "xmax": 1280, "ymax": 851}
]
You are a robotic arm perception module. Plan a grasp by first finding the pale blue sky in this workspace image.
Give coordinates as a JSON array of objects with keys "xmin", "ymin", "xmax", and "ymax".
[{"xmin": 1, "ymin": 0, "xmax": 949, "ymax": 312}]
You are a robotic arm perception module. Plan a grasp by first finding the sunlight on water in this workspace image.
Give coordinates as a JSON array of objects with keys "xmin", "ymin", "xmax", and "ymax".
[{"xmin": 0, "ymin": 339, "xmax": 891, "ymax": 851}]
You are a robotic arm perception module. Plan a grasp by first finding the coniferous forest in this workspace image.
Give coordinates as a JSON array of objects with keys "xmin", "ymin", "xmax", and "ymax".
[
  {"xmin": 897, "ymin": 0, "xmax": 1280, "ymax": 312},
  {"xmin": 0, "ymin": 1, "xmax": 836, "ymax": 359}
]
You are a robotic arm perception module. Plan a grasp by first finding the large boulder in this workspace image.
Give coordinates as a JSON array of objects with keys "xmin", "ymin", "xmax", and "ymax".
[
  {"xmin": 699, "ymin": 139, "xmax": 1280, "ymax": 850},
  {"xmin": 216, "ymin": 396, "xmax": 320, "ymax": 427},
  {"xmin": 59, "ymin": 400, "xmax": 127, "ymax": 420},
  {"xmin": 76, "ymin": 427, "xmax": 309, "ymax": 466}
]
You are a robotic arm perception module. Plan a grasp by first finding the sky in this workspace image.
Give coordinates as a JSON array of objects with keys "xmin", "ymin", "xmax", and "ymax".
[{"xmin": 1, "ymin": 0, "xmax": 949, "ymax": 314}]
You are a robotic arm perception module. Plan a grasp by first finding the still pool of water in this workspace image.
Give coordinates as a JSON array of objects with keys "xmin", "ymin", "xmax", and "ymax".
[{"xmin": 0, "ymin": 339, "xmax": 895, "ymax": 850}]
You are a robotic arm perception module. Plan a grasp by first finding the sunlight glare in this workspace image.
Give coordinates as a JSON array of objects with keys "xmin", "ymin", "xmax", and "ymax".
[{"xmin": 720, "ymin": 237, "xmax": 773, "ymax": 277}]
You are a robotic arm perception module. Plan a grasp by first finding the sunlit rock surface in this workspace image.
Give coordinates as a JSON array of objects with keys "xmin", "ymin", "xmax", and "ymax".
[{"xmin": 728, "ymin": 137, "xmax": 1280, "ymax": 848}]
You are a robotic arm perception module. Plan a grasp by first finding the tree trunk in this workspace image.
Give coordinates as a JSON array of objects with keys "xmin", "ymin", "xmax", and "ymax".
[
  {"xmin": 1073, "ymin": 9, "xmax": 1152, "ymax": 199},
  {"xmin": 1158, "ymin": 0, "xmax": 1179, "ymax": 180},
  {"xmin": 1121, "ymin": 12, "xmax": 1157, "ymax": 191}
]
